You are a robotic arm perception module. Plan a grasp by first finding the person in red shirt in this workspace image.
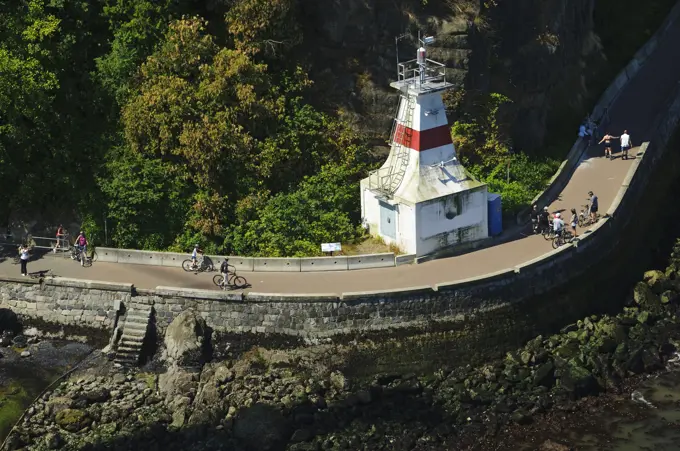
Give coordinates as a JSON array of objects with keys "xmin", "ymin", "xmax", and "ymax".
[{"xmin": 54, "ymin": 224, "xmax": 65, "ymax": 253}]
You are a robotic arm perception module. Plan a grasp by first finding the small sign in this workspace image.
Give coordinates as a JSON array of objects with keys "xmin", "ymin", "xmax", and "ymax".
[{"xmin": 321, "ymin": 242, "xmax": 342, "ymax": 253}]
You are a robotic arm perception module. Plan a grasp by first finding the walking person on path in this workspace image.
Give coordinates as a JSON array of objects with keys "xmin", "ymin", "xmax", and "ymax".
[
  {"xmin": 620, "ymin": 130, "xmax": 633, "ymax": 160},
  {"xmin": 19, "ymin": 244, "xmax": 30, "ymax": 276},
  {"xmin": 598, "ymin": 133, "xmax": 618, "ymax": 160},
  {"xmin": 53, "ymin": 224, "xmax": 65, "ymax": 253}
]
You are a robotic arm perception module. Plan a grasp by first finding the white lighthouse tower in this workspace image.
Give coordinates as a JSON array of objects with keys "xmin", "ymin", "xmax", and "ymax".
[{"xmin": 360, "ymin": 35, "xmax": 489, "ymax": 258}]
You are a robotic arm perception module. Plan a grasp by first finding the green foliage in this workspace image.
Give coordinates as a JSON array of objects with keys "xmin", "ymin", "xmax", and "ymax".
[
  {"xmin": 100, "ymin": 147, "xmax": 192, "ymax": 250},
  {"xmin": 452, "ymin": 92, "xmax": 559, "ymax": 216},
  {"xmin": 229, "ymin": 160, "xmax": 367, "ymax": 257}
]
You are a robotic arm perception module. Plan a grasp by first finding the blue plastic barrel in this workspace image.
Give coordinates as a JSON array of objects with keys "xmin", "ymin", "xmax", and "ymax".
[{"xmin": 487, "ymin": 193, "xmax": 502, "ymax": 236}]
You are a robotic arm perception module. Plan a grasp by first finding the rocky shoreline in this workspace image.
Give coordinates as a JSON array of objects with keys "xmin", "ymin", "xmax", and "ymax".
[{"xmin": 4, "ymin": 240, "xmax": 680, "ymax": 450}]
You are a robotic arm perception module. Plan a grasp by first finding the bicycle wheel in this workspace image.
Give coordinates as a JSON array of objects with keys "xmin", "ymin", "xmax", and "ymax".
[
  {"xmin": 70, "ymin": 248, "xmax": 77, "ymax": 260},
  {"xmin": 231, "ymin": 275, "xmax": 247, "ymax": 289},
  {"xmin": 551, "ymin": 236, "xmax": 561, "ymax": 249},
  {"xmin": 83, "ymin": 257, "xmax": 93, "ymax": 268},
  {"xmin": 213, "ymin": 274, "xmax": 225, "ymax": 287},
  {"xmin": 578, "ymin": 217, "xmax": 584, "ymax": 228},
  {"xmin": 182, "ymin": 259, "xmax": 194, "ymax": 272},
  {"xmin": 542, "ymin": 229, "xmax": 552, "ymax": 240}
]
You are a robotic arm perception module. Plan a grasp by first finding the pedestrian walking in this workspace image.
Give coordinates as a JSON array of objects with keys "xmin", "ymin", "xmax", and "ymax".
[
  {"xmin": 53, "ymin": 224, "xmax": 65, "ymax": 253},
  {"xmin": 598, "ymin": 133, "xmax": 618, "ymax": 160},
  {"xmin": 19, "ymin": 244, "xmax": 30, "ymax": 276},
  {"xmin": 620, "ymin": 130, "xmax": 633, "ymax": 160}
]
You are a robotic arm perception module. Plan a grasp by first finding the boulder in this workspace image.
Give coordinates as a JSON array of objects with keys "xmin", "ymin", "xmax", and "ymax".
[
  {"xmin": 643, "ymin": 270, "xmax": 671, "ymax": 294},
  {"xmin": 55, "ymin": 409, "xmax": 92, "ymax": 433},
  {"xmin": 164, "ymin": 310, "xmax": 209, "ymax": 366},
  {"xmin": 46, "ymin": 397, "xmax": 74, "ymax": 417},
  {"xmin": 44, "ymin": 432, "xmax": 63, "ymax": 449},
  {"xmin": 329, "ymin": 371, "xmax": 348, "ymax": 391},
  {"xmin": 533, "ymin": 361, "xmax": 555, "ymax": 387},
  {"xmin": 0, "ymin": 308, "xmax": 21, "ymax": 336},
  {"xmin": 11, "ymin": 335, "xmax": 27, "ymax": 347},
  {"xmin": 233, "ymin": 403, "xmax": 291, "ymax": 450},
  {"xmin": 661, "ymin": 290, "xmax": 678, "ymax": 305},
  {"xmin": 633, "ymin": 282, "xmax": 661, "ymax": 310},
  {"xmin": 158, "ymin": 365, "xmax": 200, "ymax": 399},
  {"xmin": 79, "ymin": 388, "xmax": 110, "ymax": 404},
  {"xmin": 557, "ymin": 360, "xmax": 596, "ymax": 397},
  {"xmin": 641, "ymin": 347, "xmax": 662, "ymax": 371}
]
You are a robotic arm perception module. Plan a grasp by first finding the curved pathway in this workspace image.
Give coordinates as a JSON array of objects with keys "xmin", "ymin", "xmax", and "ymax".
[{"xmin": 2, "ymin": 20, "xmax": 680, "ymax": 294}]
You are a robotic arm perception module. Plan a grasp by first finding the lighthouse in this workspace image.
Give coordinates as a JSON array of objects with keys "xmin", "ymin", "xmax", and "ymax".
[{"xmin": 360, "ymin": 36, "xmax": 489, "ymax": 258}]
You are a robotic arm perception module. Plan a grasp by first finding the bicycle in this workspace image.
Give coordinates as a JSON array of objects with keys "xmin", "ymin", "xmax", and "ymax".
[
  {"xmin": 552, "ymin": 230, "xmax": 574, "ymax": 249},
  {"xmin": 542, "ymin": 219, "xmax": 555, "ymax": 240},
  {"xmin": 70, "ymin": 246, "xmax": 93, "ymax": 267},
  {"xmin": 578, "ymin": 204, "xmax": 601, "ymax": 228},
  {"xmin": 213, "ymin": 271, "xmax": 248, "ymax": 290},
  {"xmin": 182, "ymin": 256, "xmax": 214, "ymax": 273}
]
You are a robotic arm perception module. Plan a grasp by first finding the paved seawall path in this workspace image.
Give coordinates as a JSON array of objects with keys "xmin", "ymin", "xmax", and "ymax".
[{"xmin": 2, "ymin": 20, "xmax": 680, "ymax": 295}]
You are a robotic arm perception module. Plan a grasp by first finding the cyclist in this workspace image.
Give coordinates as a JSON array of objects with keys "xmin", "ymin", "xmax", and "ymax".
[
  {"xmin": 553, "ymin": 212, "xmax": 565, "ymax": 239},
  {"xmin": 191, "ymin": 245, "xmax": 203, "ymax": 270},
  {"xmin": 75, "ymin": 231, "xmax": 88, "ymax": 263},
  {"xmin": 530, "ymin": 205, "xmax": 541, "ymax": 234},
  {"xmin": 539, "ymin": 206, "xmax": 551, "ymax": 232},
  {"xmin": 219, "ymin": 259, "xmax": 232, "ymax": 288},
  {"xmin": 588, "ymin": 191, "xmax": 599, "ymax": 223}
]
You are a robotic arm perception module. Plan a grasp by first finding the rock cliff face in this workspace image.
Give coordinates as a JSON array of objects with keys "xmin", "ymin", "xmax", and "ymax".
[{"xmin": 299, "ymin": 0, "xmax": 603, "ymax": 151}]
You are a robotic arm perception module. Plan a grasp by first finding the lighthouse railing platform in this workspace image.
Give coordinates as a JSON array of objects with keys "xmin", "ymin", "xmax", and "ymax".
[{"xmin": 392, "ymin": 58, "xmax": 452, "ymax": 94}]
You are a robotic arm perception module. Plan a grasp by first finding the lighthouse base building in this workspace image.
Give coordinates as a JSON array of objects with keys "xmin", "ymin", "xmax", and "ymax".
[{"xmin": 360, "ymin": 49, "xmax": 489, "ymax": 258}]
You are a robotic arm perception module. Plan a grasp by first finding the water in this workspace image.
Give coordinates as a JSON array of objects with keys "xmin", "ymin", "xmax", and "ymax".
[
  {"xmin": 0, "ymin": 340, "xmax": 93, "ymax": 441},
  {"xmin": 504, "ymin": 358, "xmax": 680, "ymax": 451}
]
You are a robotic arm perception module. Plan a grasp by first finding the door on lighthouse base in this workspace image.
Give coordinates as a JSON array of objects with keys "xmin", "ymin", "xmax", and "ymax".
[{"xmin": 379, "ymin": 201, "xmax": 396, "ymax": 240}]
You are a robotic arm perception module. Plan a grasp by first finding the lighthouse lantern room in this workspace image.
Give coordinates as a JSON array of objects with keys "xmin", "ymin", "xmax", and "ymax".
[{"xmin": 360, "ymin": 35, "xmax": 489, "ymax": 258}]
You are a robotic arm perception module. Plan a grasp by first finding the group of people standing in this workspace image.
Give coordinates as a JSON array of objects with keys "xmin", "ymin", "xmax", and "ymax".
[
  {"xmin": 579, "ymin": 116, "xmax": 634, "ymax": 160},
  {"xmin": 531, "ymin": 191, "xmax": 599, "ymax": 239},
  {"xmin": 15, "ymin": 225, "xmax": 89, "ymax": 276},
  {"xmin": 598, "ymin": 130, "xmax": 633, "ymax": 160}
]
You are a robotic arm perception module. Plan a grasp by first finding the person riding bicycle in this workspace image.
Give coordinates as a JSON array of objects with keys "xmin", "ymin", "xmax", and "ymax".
[
  {"xmin": 588, "ymin": 191, "xmax": 599, "ymax": 223},
  {"xmin": 75, "ymin": 231, "xmax": 88, "ymax": 257},
  {"xmin": 530, "ymin": 205, "xmax": 541, "ymax": 233},
  {"xmin": 539, "ymin": 206, "xmax": 551, "ymax": 232},
  {"xmin": 191, "ymin": 244, "xmax": 204, "ymax": 270},
  {"xmin": 219, "ymin": 259, "xmax": 232, "ymax": 287},
  {"xmin": 553, "ymin": 212, "xmax": 565, "ymax": 238}
]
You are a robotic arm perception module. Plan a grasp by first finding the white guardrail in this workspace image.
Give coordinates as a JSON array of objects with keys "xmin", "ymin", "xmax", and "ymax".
[{"xmin": 95, "ymin": 247, "xmax": 398, "ymax": 272}]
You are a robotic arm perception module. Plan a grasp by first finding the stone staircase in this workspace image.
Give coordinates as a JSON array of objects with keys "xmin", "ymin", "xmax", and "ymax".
[{"xmin": 114, "ymin": 303, "xmax": 152, "ymax": 366}]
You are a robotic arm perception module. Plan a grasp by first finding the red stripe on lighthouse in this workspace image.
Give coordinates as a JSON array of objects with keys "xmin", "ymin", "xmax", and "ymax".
[{"xmin": 393, "ymin": 124, "xmax": 453, "ymax": 151}]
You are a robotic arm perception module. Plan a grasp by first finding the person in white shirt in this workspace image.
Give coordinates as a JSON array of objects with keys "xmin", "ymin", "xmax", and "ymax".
[
  {"xmin": 553, "ymin": 212, "xmax": 565, "ymax": 236},
  {"xmin": 620, "ymin": 130, "xmax": 633, "ymax": 160},
  {"xmin": 19, "ymin": 244, "xmax": 30, "ymax": 276}
]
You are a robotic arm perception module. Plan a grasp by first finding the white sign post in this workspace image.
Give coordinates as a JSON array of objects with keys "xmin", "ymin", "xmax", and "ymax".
[{"xmin": 321, "ymin": 242, "xmax": 342, "ymax": 256}]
